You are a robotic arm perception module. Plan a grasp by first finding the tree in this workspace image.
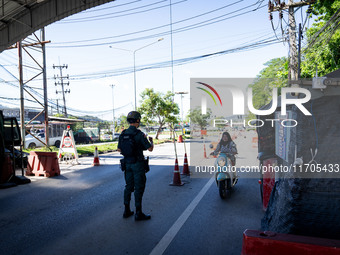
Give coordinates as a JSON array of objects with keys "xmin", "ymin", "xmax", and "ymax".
[
  {"xmin": 248, "ymin": 0, "xmax": 339, "ymax": 120},
  {"xmin": 96, "ymin": 121, "xmax": 111, "ymax": 130},
  {"xmin": 117, "ymin": 115, "xmax": 130, "ymax": 131},
  {"xmin": 301, "ymin": 0, "xmax": 340, "ymax": 77},
  {"xmin": 188, "ymin": 107, "xmax": 212, "ymax": 131},
  {"xmin": 249, "ymin": 57, "xmax": 288, "ymax": 110},
  {"xmin": 138, "ymin": 88, "xmax": 179, "ymax": 139},
  {"xmin": 68, "ymin": 116, "xmax": 84, "ymax": 132}
]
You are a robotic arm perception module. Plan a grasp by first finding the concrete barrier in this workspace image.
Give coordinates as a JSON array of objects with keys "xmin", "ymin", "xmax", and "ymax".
[
  {"xmin": 241, "ymin": 229, "xmax": 340, "ymax": 255},
  {"xmin": 26, "ymin": 151, "xmax": 60, "ymax": 177}
]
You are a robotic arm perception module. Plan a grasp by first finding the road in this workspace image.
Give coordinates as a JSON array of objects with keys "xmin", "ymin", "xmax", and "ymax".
[{"xmin": 0, "ymin": 134, "xmax": 263, "ymax": 255}]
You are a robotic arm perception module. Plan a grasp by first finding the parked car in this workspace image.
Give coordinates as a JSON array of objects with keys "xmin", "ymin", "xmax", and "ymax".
[
  {"xmin": 112, "ymin": 133, "xmax": 120, "ymax": 140},
  {"xmin": 25, "ymin": 133, "xmax": 61, "ymax": 149},
  {"xmin": 74, "ymin": 132, "xmax": 92, "ymax": 144},
  {"xmin": 101, "ymin": 134, "xmax": 111, "ymax": 141}
]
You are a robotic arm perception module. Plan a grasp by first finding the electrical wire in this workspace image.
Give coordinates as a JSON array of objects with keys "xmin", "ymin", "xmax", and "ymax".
[
  {"xmin": 61, "ymin": 0, "xmax": 168, "ymax": 22},
  {"xmin": 52, "ymin": 0, "xmax": 245, "ymax": 44},
  {"xmin": 49, "ymin": 0, "xmax": 261, "ymax": 48},
  {"xmin": 0, "ymin": 73, "xmax": 132, "ymax": 116},
  {"xmin": 82, "ymin": 0, "xmax": 142, "ymax": 13},
  {"xmin": 271, "ymin": 16, "xmax": 282, "ymax": 41},
  {"xmin": 66, "ymin": 35, "xmax": 283, "ymax": 80},
  {"xmin": 2, "ymin": 34, "xmax": 282, "ymax": 83},
  {"xmin": 1, "ymin": 32, "xmax": 282, "ymax": 86},
  {"xmin": 60, "ymin": 0, "xmax": 178, "ymax": 23}
]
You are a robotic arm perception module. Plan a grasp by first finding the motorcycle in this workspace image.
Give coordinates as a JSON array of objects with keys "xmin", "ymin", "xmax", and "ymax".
[{"xmin": 214, "ymin": 152, "xmax": 238, "ymax": 199}]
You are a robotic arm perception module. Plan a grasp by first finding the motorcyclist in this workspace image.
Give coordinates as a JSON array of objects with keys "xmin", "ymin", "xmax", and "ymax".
[{"xmin": 210, "ymin": 131, "xmax": 237, "ymax": 166}]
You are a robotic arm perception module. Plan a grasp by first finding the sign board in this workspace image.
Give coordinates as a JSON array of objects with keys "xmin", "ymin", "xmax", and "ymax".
[
  {"xmin": 275, "ymin": 111, "xmax": 292, "ymax": 162},
  {"xmin": 58, "ymin": 126, "xmax": 79, "ymax": 164}
]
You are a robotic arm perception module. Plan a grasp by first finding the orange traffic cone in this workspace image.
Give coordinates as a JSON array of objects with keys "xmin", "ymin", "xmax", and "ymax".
[
  {"xmin": 204, "ymin": 143, "xmax": 208, "ymax": 159},
  {"xmin": 170, "ymin": 158, "xmax": 184, "ymax": 186},
  {"xmin": 178, "ymin": 135, "xmax": 183, "ymax": 143},
  {"xmin": 93, "ymin": 147, "xmax": 100, "ymax": 166},
  {"xmin": 252, "ymin": 137, "xmax": 258, "ymax": 148},
  {"xmin": 181, "ymin": 153, "xmax": 190, "ymax": 176}
]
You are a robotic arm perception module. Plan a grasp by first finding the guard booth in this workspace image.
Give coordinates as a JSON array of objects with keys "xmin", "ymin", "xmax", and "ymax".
[
  {"xmin": 259, "ymin": 72, "xmax": 340, "ymax": 241},
  {"xmin": 242, "ymin": 72, "xmax": 340, "ymax": 254}
]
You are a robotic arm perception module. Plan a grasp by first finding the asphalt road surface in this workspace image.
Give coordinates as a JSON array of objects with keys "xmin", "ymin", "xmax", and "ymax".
[{"xmin": 1, "ymin": 134, "xmax": 263, "ymax": 255}]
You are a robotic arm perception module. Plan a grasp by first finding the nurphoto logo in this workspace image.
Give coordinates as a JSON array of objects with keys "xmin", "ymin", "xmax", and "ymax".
[{"xmin": 196, "ymin": 82, "xmax": 311, "ymax": 116}]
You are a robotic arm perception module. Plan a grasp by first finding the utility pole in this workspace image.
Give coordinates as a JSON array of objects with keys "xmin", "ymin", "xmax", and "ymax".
[
  {"xmin": 110, "ymin": 84, "xmax": 115, "ymax": 134},
  {"xmin": 53, "ymin": 64, "xmax": 70, "ymax": 116},
  {"xmin": 268, "ymin": 0, "xmax": 315, "ymax": 84},
  {"xmin": 175, "ymin": 92, "xmax": 188, "ymax": 123},
  {"xmin": 288, "ymin": 0, "xmax": 298, "ymax": 82},
  {"xmin": 17, "ymin": 41, "xmax": 25, "ymax": 148},
  {"xmin": 56, "ymin": 99, "xmax": 60, "ymax": 114},
  {"xmin": 41, "ymin": 28, "xmax": 49, "ymax": 146}
]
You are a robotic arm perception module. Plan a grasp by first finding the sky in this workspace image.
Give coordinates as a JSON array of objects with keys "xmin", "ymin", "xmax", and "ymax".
[{"xmin": 0, "ymin": 0, "xmax": 315, "ymax": 122}]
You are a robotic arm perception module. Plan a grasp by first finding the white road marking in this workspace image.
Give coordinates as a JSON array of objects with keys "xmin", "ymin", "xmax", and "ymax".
[{"xmin": 149, "ymin": 177, "xmax": 215, "ymax": 255}]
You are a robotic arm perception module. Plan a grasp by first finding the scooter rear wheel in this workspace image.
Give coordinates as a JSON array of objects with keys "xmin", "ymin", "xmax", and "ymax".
[{"xmin": 219, "ymin": 180, "xmax": 227, "ymax": 199}]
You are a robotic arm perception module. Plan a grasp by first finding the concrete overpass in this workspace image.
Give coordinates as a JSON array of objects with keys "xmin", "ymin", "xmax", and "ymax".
[{"xmin": 0, "ymin": 0, "xmax": 115, "ymax": 53}]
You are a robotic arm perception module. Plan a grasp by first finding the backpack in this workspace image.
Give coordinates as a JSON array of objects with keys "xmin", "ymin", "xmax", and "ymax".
[{"xmin": 119, "ymin": 129, "xmax": 140, "ymax": 163}]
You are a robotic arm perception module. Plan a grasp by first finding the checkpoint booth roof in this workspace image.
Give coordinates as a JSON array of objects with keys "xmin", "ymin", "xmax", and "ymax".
[
  {"xmin": 0, "ymin": 0, "xmax": 116, "ymax": 53},
  {"xmin": 26, "ymin": 116, "xmax": 84, "ymax": 133}
]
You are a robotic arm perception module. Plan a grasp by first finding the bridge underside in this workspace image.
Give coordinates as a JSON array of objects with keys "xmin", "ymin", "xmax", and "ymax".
[{"xmin": 0, "ymin": 0, "xmax": 115, "ymax": 53}]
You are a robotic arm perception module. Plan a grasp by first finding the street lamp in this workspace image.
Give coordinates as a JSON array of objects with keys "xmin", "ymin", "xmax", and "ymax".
[
  {"xmin": 110, "ymin": 84, "xmax": 115, "ymax": 134},
  {"xmin": 110, "ymin": 38, "xmax": 164, "ymax": 111},
  {"xmin": 133, "ymin": 38, "xmax": 163, "ymax": 110}
]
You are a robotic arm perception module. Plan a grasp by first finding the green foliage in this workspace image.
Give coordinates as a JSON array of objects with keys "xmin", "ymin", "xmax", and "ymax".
[
  {"xmin": 117, "ymin": 115, "xmax": 129, "ymax": 131},
  {"xmin": 24, "ymin": 138, "xmax": 170, "ymax": 156},
  {"xmin": 53, "ymin": 113, "xmax": 65, "ymax": 118},
  {"xmin": 138, "ymin": 88, "xmax": 179, "ymax": 139},
  {"xmin": 96, "ymin": 121, "xmax": 111, "ymax": 130},
  {"xmin": 188, "ymin": 107, "xmax": 212, "ymax": 130},
  {"xmin": 312, "ymin": 0, "xmax": 340, "ymax": 20},
  {"xmin": 249, "ymin": 57, "xmax": 288, "ymax": 110},
  {"xmin": 67, "ymin": 116, "xmax": 84, "ymax": 132},
  {"xmin": 301, "ymin": 0, "xmax": 340, "ymax": 77},
  {"xmin": 214, "ymin": 116, "xmax": 226, "ymax": 129}
]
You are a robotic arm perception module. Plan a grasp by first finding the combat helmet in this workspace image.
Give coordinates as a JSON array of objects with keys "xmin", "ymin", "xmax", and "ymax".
[{"xmin": 127, "ymin": 111, "xmax": 141, "ymax": 123}]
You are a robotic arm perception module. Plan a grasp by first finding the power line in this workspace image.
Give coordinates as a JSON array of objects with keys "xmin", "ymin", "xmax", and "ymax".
[
  {"xmin": 48, "ymin": 0, "xmax": 263, "ymax": 48},
  {"xmin": 66, "ymin": 36, "xmax": 283, "ymax": 80},
  {"xmin": 60, "ymin": 0, "xmax": 177, "ymax": 23},
  {"xmin": 0, "ymin": 74, "xmax": 132, "ymax": 116},
  {"xmin": 82, "ymin": 0, "xmax": 142, "ymax": 14},
  {"xmin": 2, "ymin": 34, "xmax": 282, "ymax": 84},
  {"xmin": 51, "ymin": 0, "xmax": 243, "ymax": 44}
]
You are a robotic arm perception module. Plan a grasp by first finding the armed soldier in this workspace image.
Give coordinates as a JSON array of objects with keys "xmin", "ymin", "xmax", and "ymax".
[{"xmin": 118, "ymin": 111, "xmax": 154, "ymax": 221}]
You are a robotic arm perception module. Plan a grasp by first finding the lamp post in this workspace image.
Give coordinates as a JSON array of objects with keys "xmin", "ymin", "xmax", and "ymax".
[
  {"xmin": 110, "ymin": 84, "xmax": 115, "ymax": 134},
  {"xmin": 110, "ymin": 38, "xmax": 164, "ymax": 111},
  {"xmin": 133, "ymin": 38, "xmax": 163, "ymax": 110}
]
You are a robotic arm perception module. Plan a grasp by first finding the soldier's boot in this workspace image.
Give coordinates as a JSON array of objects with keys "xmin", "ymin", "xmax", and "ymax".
[
  {"xmin": 135, "ymin": 206, "xmax": 151, "ymax": 221},
  {"xmin": 123, "ymin": 204, "xmax": 134, "ymax": 218}
]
